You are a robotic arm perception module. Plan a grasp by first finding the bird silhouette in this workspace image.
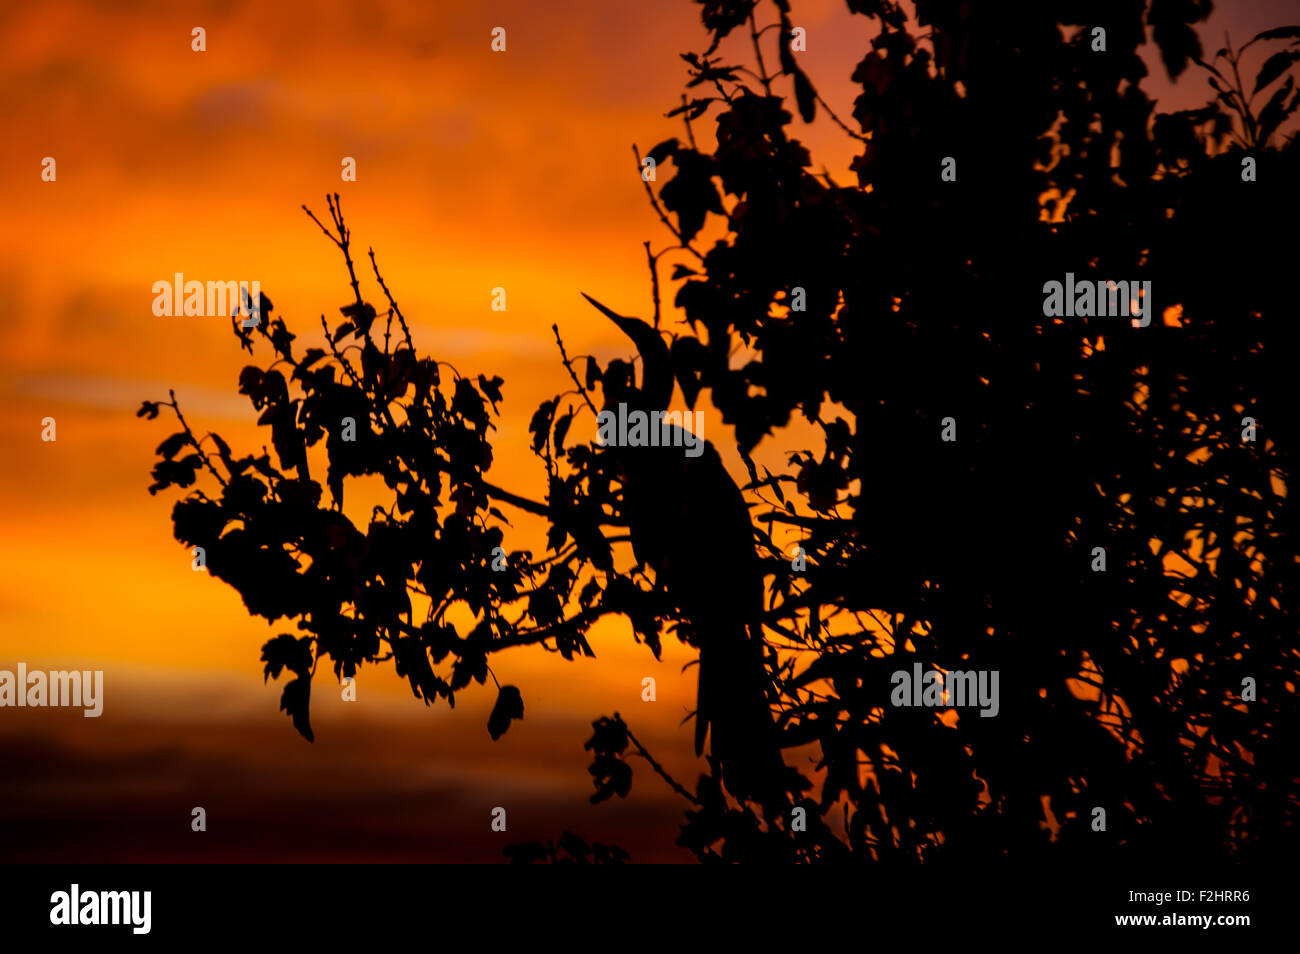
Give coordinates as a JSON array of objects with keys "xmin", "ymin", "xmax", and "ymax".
[{"xmin": 583, "ymin": 293, "xmax": 786, "ymax": 810}]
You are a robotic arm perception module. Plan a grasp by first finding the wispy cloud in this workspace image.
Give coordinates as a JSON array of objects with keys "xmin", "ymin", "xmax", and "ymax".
[{"xmin": 11, "ymin": 373, "xmax": 251, "ymax": 419}]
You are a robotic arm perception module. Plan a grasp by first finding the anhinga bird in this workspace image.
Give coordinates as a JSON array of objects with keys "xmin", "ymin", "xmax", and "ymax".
[{"xmin": 583, "ymin": 293, "xmax": 786, "ymax": 809}]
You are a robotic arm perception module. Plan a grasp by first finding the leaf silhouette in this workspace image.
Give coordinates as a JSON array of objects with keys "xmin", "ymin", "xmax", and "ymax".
[
  {"xmin": 487, "ymin": 685, "xmax": 525, "ymax": 740},
  {"xmin": 1254, "ymin": 49, "xmax": 1300, "ymax": 94}
]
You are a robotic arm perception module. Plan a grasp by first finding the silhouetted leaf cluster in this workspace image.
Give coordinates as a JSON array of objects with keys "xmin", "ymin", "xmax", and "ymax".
[{"xmin": 503, "ymin": 831, "xmax": 630, "ymax": 864}]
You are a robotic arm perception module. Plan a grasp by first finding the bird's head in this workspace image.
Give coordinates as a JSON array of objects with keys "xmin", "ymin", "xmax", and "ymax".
[{"xmin": 582, "ymin": 293, "xmax": 673, "ymax": 414}]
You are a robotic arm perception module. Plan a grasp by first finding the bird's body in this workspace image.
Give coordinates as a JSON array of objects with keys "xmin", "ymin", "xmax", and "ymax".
[{"xmin": 584, "ymin": 294, "xmax": 785, "ymax": 808}]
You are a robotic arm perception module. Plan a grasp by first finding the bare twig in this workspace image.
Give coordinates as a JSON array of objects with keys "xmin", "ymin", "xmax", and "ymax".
[
  {"xmin": 481, "ymin": 480, "xmax": 550, "ymax": 517},
  {"xmin": 320, "ymin": 314, "xmax": 364, "ymax": 390},
  {"xmin": 679, "ymin": 94, "xmax": 699, "ymax": 150},
  {"xmin": 552, "ymin": 324, "xmax": 599, "ymax": 416},
  {"xmin": 749, "ymin": 12, "xmax": 773, "ymax": 93},
  {"xmin": 625, "ymin": 722, "xmax": 702, "ymax": 805},
  {"xmin": 633, "ymin": 145, "xmax": 705, "ymax": 261},
  {"xmin": 368, "ymin": 247, "xmax": 415, "ymax": 351},
  {"xmin": 304, "ymin": 194, "xmax": 366, "ymax": 304},
  {"xmin": 643, "ymin": 241, "xmax": 662, "ymax": 329},
  {"xmin": 814, "ymin": 90, "xmax": 869, "ymax": 143},
  {"xmin": 166, "ymin": 390, "xmax": 227, "ymax": 488}
]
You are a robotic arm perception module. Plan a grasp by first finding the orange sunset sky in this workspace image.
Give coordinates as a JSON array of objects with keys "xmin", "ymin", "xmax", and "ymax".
[{"xmin": 1, "ymin": 0, "xmax": 1292, "ymax": 861}]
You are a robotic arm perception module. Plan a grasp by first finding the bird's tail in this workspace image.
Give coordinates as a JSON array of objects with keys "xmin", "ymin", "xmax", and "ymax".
[{"xmin": 695, "ymin": 621, "xmax": 787, "ymax": 810}]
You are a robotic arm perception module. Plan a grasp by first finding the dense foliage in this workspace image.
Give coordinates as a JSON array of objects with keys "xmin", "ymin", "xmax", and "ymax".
[{"xmin": 144, "ymin": 0, "xmax": 1299, "ymax": 863}]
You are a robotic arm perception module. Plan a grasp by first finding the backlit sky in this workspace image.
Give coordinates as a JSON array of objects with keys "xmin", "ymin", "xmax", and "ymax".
[{"xmin": 0, "ymin": 0, "xmax": 1292, "ymax": 861}]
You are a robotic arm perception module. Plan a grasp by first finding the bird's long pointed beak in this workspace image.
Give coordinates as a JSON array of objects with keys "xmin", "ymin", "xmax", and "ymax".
[{"xmin": 580, "ymin": 292, "xmax": 643, "ymax": 340}]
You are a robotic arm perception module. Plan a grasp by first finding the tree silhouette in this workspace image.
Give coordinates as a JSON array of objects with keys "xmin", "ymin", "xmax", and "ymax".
[{"xmin": 143, "ymin": 0, "xmax": 1299, "ymax": 863}]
